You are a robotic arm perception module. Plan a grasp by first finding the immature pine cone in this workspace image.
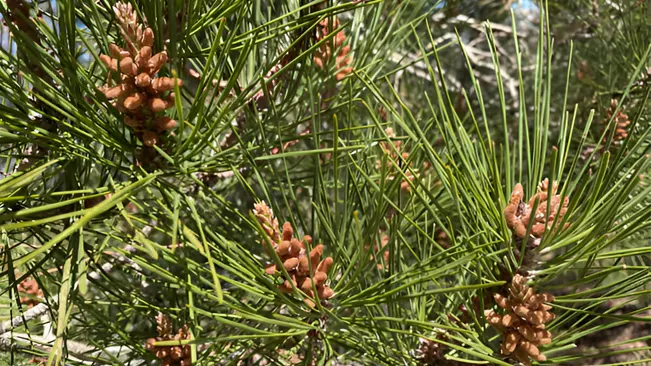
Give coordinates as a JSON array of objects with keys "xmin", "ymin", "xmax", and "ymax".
[
  {"xmin": 99, "ymin": 2, "xmax": 181, "ymax": 147},
  {"xmin": 602, "ymin": 99, "xmax": 630, "ymax": 144},
  {"xmin": 145, "ymin": 312, "xmax": 191, "ymax": 366},
  {"xmin": 313, "ymin": 17, "xmax": 353, "ymax": 81},
  {"xmin": 504, "ymin": 179, "xmax": 569, "ymax": 246},
  {"xmin": 484, "ymin": 275, "xmax": 554, "ymax": 366},
  {"xmin": 253, "ymin": 203, "xmax": 335, "ymax": 308},
  {"xmin": 17, "ymin": 276, "xmax": 43, "ymax": 308}
]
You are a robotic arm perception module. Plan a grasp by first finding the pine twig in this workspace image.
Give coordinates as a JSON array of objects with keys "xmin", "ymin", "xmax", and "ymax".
[{"xmin": 0, "ymin": 301, "xmax": 49, "ymax": 335}]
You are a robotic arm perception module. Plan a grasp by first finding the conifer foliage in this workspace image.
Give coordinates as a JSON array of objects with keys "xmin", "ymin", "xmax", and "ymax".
[{"xmin": 0, "ymin": 1, "xmax": 649, "ymax": 365}]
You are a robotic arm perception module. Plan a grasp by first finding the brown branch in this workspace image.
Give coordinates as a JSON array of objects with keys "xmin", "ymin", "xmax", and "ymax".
[{"xmin": 0, "ymin": 302, "xmax": 49, "ymax": 335}]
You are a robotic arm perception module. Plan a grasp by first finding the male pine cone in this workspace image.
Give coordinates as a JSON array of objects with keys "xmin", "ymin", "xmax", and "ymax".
[
  {"xmin": 485, "ymin": 275, "xmax": 555, "ymax": 365},
  {"xmin": 602, "ymin": 98, "xmax": 630, "ymax": 144},
  {"xmin": 253, "ymin": 202, "xmax": 335, "ymax": 308},
  {"xmin": 313, "ymin": 16, "xmax": 353, "ymax": 81},
  {"xmin": 145, "ymin": 312, "xmax": 192, "ymax": 366},
  {"xmin": 99, "ymin": 2, "xmax": 181, "ymax": 147}
]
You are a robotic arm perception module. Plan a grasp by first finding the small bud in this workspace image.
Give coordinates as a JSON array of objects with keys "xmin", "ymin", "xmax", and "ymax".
[
  {"xmin": 502, "ymin": 331, "xmax": 520, "ymax": 354},
  {"xmin": 119, "ymin": 57, "xmax": 137, "ymax": 75},
  {"xmin": 280, "ymin": 277, "xmax": 296, "ymax": 293},
  {"xmin": 318, "ymin": 286, "xmax": 334, "ymax": 299},
  {"xmin": 140, "ymin": 27, "xmax": 154, "ymax": 47},
  {"xmin": 494, "ymin": 293, "xmax": 510, "ymax": 309},
  {"xmin": 288, "ymin": 238, "xmax": 302, "ymax": 256},
  {"xmin": 99, "ymin": 54, "xmax": 117, "ymax": 71},
  {"xmin": 313, "ymin": 271, "xmax": 327, "ymax": 285},
  {"xmin": 297, "ymin": 256, "xmax": 309, "ymax": 274},
  {"xmin": 138, "ymin": 46, "xmax": 152, "ymax": 65},
  {"xmin": 304, "ymin": 298, "xmax": 316, "ymax": 308},
  {"xmin": 537, "ymin": 293, "xmax": 555, "ymax": 303},
  {"xmin": 152, "ymin": 77, "xmax": 183, "ymax": 92},
  {"xmin": 514, "ymin": 305, "xmax": 530, "ymax": 318},
  {"xmin": 541, "ymin": 310, "xmax": 555, "ymax": 323},
  {"xmin": 310, "ymin": 244, "xmax": 324, "ymax": 269},
  {"xmin": 283, "ymin": 257, "xmax": 299, "ymax": 271},
  {"xmin": 147, "ymin": 51, "xmax": 168, "ymax": 74},
  {"xmin": 300, "ymin": 277, "xmax": 314, "ymax": 292},
  {"xmin": 522, "ymin": 287, "xmax": 535, "ymax": 303},
  {"xmin": 485, "ymin": 310, "xmax": 502, "ymax": 326},
  {"xmin": 519, "ymin": 340, "xmax": 541, "ymax": 358},
  {"xmin": 516, "ymin": 324, "xmax": 537, "ymax": 342},
  {"xmin": 135, "ymin": 73, "xmax": 152, "ymax": 87},
  {"xmin": 335, "ymin": 66, "xmax": 353, "ymax": 81},
  {"xmin": 277, "ymin": 240, "xmax": 291, "ymax": 256},
  {"xmin": 538, "ymin": 337, "xmax": 552, "ymax": 345},
  {"xmin": 124, "ymin": 93, "xmax": 146, "ymax": 110},
  {"xmin": 103, "ymin": 84, "xmax": 124, "ymax": 99},
  {"xmin": 527, "ymin": 311, "xmax": 544, "ymax": 325},
  {"xmin": 317, "ymin": 257, "xmax": 333, "ymax": 273},
  {"xmin": 149, "ymin": 97, "xmax": 173, "ymax": 112},
  {"xmin": 109, "ymin": 43, "xmax": 123, "ymax": 59},
  {"xmin": 536, "ymin": 328, "xmax": 552, "ymax": 340},
  {"xmin": 264, "ymin": 264, "xmax": 277, "ymax": 275},
  {"xmin": 282, "ymin": 222, "xmax": 293, "ymax": 241},
  {"xmin": 502, "ymin": 313, "xmax": 517, "ymax": 327}
]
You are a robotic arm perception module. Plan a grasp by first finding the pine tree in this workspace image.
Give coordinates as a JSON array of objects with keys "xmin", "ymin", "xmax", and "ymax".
[{"xmin": 0, "ymin": 1, "xmax": 649, "ymax": 365}]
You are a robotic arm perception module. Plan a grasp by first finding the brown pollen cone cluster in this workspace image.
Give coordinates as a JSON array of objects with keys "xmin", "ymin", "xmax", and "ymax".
[
  {"xmin": 17, "ymin": 276, "xmax": 43, "ymax": 308},
  {"xmin": 415, "ymin": 336, "xmax": 449, "ymax": 365},
  {"xmin": 485, "ymin": 275, "xmax": 555, "ymax": 365},
  {"xmin": 504, "ymin": 179, "xmax": 569, "ymax": 247},
  {"xmin": 145, "ymin": 312, "xmax": 191, "ymax": 366},
  {"xmin": 313, "ymin": 17, "xmax": 353, "ymax": 81},
  {"xmin": 253, "ymin": 202, "xmax": 334, "ymax": 308},
  {"xmin": 415, "ymin": 333, "xmax": 470, "ymax": 366},
  {"xmin": 99, "ymin": 2, "xmax": 181, "ymax": 147},
  {"xmin": 375, "ymin": 128, "xmax": 429, "ymax": 192},
  {"xmin": 602, "ymin": 99, "xmax": 630, "ymax": 144}
]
